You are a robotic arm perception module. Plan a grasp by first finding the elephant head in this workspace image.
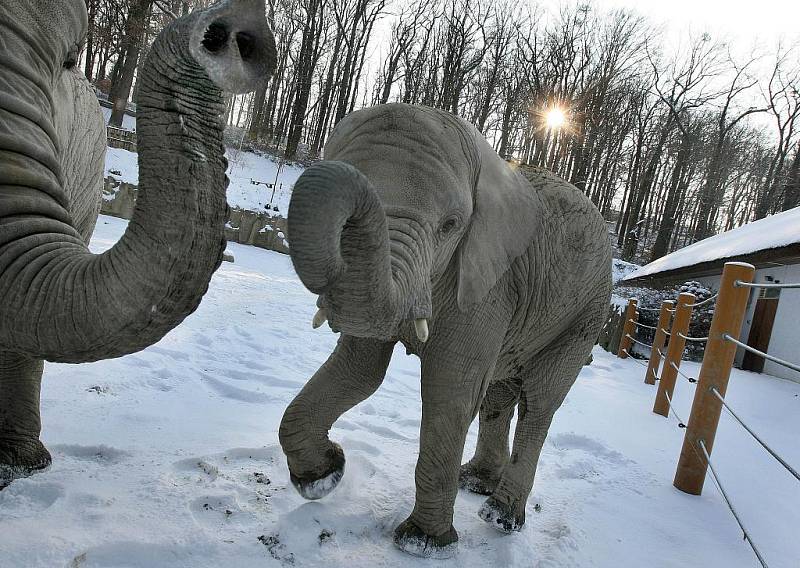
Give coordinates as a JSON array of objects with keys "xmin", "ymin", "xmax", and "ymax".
[
  {"xmin": 0, "ymin": 0, "xmax": 277, "ymax": 362},
  {"xmin": 288, "ymin": 104, "xmax": 542, "ymax": 343}
]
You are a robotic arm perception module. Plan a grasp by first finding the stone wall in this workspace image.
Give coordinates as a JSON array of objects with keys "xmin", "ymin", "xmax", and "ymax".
[{"xmin": 100, "ymin": 176, "xmax": 290, "ymax": 255}]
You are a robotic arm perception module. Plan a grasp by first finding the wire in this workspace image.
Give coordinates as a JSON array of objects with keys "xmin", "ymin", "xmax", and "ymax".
[
  {"xmin": 678, "ymin": 333, "xmax": 709, "ymax": 343},
  {"xmin": 691, "ymin": 294, "xmax": 719, "ymax": 308},
  {"xmin": 735, "ymin": 280, "xmax": 800, "ymax": 289},
  {"xmin": 637, "ymin": 306, "xmax": 663, "ymax": 312},
  {"xmin": 626, "ymin": 334, "xmax": 654, "ymax": 349},
  {"xmin": 723, "ymin": 334, "xmax": 800, "ymax": 374},
  {"xmin": 621, "ymin": 350, "xmax": 649, "ymax": 368},
  {"xmin": 710, "ymin": 387, "xmax": 800, "ymax": 483},
  {"xmin": 663, "ymin": 391, "xmax": 686, "ymax": 428},
  {"xmin": 669, "ymin": 361, "xmax": 697, "ymax": 384},
  {"xmin": 632, "ymin": 320, "xmax": 658, "ymax": 330},
  {"xmin": 698, "ymin": 440, "xmax": 770, "ymax": 568},
  {"xmin": 661, "ymin": 328, "xmax": 671, "ymax": 336}
]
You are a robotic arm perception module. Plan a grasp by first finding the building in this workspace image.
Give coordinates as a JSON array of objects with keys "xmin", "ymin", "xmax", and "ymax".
[{"xmin": 623, "ymin": 207, "xmax": 800, "ymax": 383}]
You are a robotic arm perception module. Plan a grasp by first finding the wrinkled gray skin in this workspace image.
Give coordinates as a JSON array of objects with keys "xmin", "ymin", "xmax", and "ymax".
[
  {"xmin": 280, "ymin": 104, "xmax": 612, "ymax": 558},
  {"xmin": 0, "ymin": 0, "xmax": 276, "ymax": 487}
]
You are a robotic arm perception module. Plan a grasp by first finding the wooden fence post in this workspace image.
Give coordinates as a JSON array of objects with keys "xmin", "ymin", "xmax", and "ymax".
[
  {"xmin": 644, "ymin": 300, "xmax": 674, "ymax": 385},
  {"xmin": 617, "ymin": 298, "xmax": 638, "ymax": 358},
  {"xmin": 653, "ymin": 292, "xmax": 695, "ymax": 417},
  {"xmin": 673, "ymin": 262, "xmax": 755, "ymax": 495}
]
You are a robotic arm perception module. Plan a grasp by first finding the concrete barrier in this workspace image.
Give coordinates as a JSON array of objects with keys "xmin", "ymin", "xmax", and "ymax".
[{"xmin": 100, "ymin": 176, "xmax": 290, "ymax": 255}]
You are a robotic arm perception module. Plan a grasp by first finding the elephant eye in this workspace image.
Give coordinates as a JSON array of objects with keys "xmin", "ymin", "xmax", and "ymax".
[
  {"xmin": 439, "ymin": 217, "xmax": 458, "ymax": 235},
  {"xmin": 64, "ymin": 52, "xmax": 77, "ymax": 70}
]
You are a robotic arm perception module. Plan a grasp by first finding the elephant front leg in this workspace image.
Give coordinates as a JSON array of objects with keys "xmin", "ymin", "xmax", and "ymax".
[
  {"xmin": 0, "ymin": 351, "xmax": 51, "ymax": 489},
  {"xmin": 394, "ymin": 347, "xmax": 501, "ymax": 559},
  {"xmin": 279, "ymin": 335, "xmax": 393, "ymax": 500}
]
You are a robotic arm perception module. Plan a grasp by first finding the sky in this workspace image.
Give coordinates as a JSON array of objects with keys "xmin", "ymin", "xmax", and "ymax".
[{"xmin": 547, "ymin": 0, "xmax": 800, "ymax": 46}]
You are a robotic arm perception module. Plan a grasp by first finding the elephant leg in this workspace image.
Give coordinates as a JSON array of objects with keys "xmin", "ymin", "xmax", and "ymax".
[
  {"xmin": 279, "ymin": 335, "xmax": 394, "ymax": 500},
  {"xmin": 479, "ymin": 325, "xmax": 596, "ymax": 533},
  {"xmin": 0, "ymin": 351, "xmax": 51, "ymax": 489},
  {"xmin": 394, "ymin": 335, "xmax": 505, "ymax": 559},
  {"xmin": 459, "ymin": 378, "xmax": 522, "ymax": 495}
]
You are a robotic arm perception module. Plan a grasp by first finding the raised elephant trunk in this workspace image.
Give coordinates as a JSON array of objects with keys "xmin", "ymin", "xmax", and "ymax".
[
  {"xmin": 0, "ymin": 0, "xmax": 276, "ymax": 362},
  {"xmin": 288, "ymin": 161, "xmax": 428, "ymax": 339}
]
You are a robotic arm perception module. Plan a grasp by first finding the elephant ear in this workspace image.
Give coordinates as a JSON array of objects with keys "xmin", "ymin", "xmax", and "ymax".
[{"xmin": 456, "ymin": 128, "xmax": 542, "ymax": 311}]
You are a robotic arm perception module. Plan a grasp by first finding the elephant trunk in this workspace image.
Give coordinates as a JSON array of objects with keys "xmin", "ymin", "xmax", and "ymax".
[
  {"xmin": 289, "ymin": 161, "xmax": 423, "ymax": 339},
  {"xmin": 0, "ymin": 0, "xmax": 276, "ymax": 362}
]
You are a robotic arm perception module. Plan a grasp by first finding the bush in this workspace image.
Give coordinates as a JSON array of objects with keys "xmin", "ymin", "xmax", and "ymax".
[{"xmin": 612, "ymin": 280, "xmax": 715, "ymax": 361}]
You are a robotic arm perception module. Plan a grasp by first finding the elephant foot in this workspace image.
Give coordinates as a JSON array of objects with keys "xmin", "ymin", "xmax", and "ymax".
[
  {"xmin": 458, "ymin": 461, "xmax": 503, "ymax": 496},
  {"xmin": 0, "ymin": 438, "xmax": 52, "ymax": 490},
  {"xmin": 289, "ymin": 442, "xmax": 345, "ymax": 500},
  {"xmin": 393, "ymin": 517, "xmax": 458, "ymax": 559},
  {"xmin": 478, "ymin": 496, "xmax": 525, "ymax": 533}
]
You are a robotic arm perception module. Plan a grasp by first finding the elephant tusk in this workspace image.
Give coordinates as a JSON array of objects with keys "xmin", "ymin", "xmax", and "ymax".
[
  {"xmin": 312, "ymin": 308, "xmax": 328, "ymax": 329},
  {"xmin": 414, "ymin": 318, "xmax": 429, "ymax": 343}
]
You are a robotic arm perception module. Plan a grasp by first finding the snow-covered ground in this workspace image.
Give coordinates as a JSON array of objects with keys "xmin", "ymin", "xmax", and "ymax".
[
  {"xmin": 104, "ymin": 146, "xmax": 304, "ymax": 214},
  {"xmin": 1, "ymin": 215, "xmax": 798, "ymax": 567}
]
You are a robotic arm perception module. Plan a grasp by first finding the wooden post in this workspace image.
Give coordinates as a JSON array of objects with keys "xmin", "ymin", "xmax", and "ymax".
[
  {"xmin": 617, "ymin": 298, "xmax": 638, "ymax": 359},
  {"xmin": 653, "ymin": 292, "xmax": 695, "ymax": 417},
  {"xmin": 674, "ymin": 262, "xmax": 755, "ymax": 495},
  {"xmin": 644, "ymin": 300, "xmax": 674, "ymax": 385}
]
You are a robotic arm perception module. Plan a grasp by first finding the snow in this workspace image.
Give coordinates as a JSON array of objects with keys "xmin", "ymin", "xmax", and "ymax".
[
  {"xmin": 103, "ymin": 146, "xmax": 305, "ymax": 214},
  {"xmin": 100, "ymin": 106, "xmax": 137, "ymax": 131},
  {"xmin": 105, "ymin": 147, "xmax": 139, "ymax": 185},
  {"xmin": 625, "ymin": 207, "xmax": 800, "ymax": 280},
  {"xmin": 1, "ymin": 215, "xmax": 799, "ymax": 567},
  {"xmin": 612, "ymin": 259, "xmax": 640, "ymax": 284}
]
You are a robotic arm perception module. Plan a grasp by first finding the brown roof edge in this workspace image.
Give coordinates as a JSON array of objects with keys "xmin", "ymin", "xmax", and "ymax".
[{"xmin": 623, "ymin": 243, "xmax": 800, "ymax": 288}]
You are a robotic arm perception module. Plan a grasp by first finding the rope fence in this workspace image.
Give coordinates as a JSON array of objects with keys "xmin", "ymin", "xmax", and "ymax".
[
  {"xmin": 613, "ymin": 261, "xmax": 800, "ymax": 568},
  {"xmin": 699, "ymin": 441, "xmax": 770, "ymax": 568}
]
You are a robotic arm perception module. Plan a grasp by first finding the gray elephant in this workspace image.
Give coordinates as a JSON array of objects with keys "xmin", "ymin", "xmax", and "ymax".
[
  {"xmin": 279, "ymin": 103, "xmax": 611, "ymax": 558},
  {"xmin": 0, "ymin": 0, "xmax": 276, "ymax": 487}
]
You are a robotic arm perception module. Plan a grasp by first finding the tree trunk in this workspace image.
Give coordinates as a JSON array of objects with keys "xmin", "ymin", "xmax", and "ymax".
[{"xmin": 108, "ymin": 0, "xmax": 153, "ymax": 128}]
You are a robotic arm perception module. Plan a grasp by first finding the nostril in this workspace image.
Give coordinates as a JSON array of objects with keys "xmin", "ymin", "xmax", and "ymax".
[
  {"xmin": 202, "ymin": 22, "xmax": 229, "ymax": 53},
  {"xmin": 235, "ymin": 32, "xmax": 256, "ymax": 60}
]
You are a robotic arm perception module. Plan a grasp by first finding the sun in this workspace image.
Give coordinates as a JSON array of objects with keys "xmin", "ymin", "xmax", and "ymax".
[{"xmin": 545, "ymin": 107, "xmax": 566, "ymax": 129}]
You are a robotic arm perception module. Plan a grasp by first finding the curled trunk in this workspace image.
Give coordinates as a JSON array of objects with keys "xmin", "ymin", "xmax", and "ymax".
[{"xmin": 288, "ymin": 161, "xmax": 433, "ymax": 339}]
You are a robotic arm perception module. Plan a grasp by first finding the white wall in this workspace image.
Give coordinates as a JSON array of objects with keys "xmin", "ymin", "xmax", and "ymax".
[{"xmin": 695, "ymin": 263, "xmax": 800, "ymax": 383}]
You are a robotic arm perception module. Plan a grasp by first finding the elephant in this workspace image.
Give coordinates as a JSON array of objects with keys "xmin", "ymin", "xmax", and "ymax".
[
  {"xmin": 279, "ymin": 103, "xmax": 612, "ymax": 558},
  {"xmin": 0, "ymin": 0, "xmax": 276, "ymax": 487}
]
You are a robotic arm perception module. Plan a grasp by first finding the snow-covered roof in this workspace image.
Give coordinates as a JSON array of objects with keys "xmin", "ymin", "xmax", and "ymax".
[{"xmin": 625, "ymin": 206, "xmax": 800, "ymax": 280}]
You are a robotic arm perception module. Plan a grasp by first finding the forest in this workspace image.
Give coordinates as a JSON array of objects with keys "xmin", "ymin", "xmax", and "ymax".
[{"xmin": 82, "ymin": 0, "xmax": 800, "ymax": 264}]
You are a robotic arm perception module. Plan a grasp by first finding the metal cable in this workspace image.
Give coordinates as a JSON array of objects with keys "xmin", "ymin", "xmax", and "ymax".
[
  {"xmin": 723, "ymin": 334, "xmax": 800, "ymax": 374},
  {"xmin": 710, "ymin": 387, "xmax": 800, "ymax": 483},
  {"xmin": 698, "ymin": 440, "xmax": 770, "ymax": 568},
  {"xmin": 620, "ymin": 350, "xmax": 649, "ymax": 368},
  {"xmin": 626, "ymin": 334, "xmax": 654, "ymax": 349},
  {"xmin": 669, "ymin": 361, "xmax": 697, "ymax": 384},
  {"xmin": 637, "ymin": 306, "xmax": 663, "ymax": 312},
  {"xmin": 735, "ymin": 280, "xmax": 800, "ymax": 289},
  {"xmin": 632, "ymin": 320, "xmax": 658, "ymax": 330},
  {"xmin": 691, "ymin": 294, "xmax": 719, "ymax": 308},
  {"xmin": 663, "ymin": 391, "xmax": 686, "ymax": 428},
  {"xmin": 678, "ymin": 332, "xmax": 709, "ymax": 343},
  {"xmin": 661, "ymin": 328, "xmax": 672, "ymax": 336}
]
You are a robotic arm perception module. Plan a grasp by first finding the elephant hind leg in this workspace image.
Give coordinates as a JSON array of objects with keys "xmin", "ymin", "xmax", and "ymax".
[
  {"xmin": 459, "ymin": 377, "xmax": 521, "ymax": 495},
  {"xmin": 479, "ymin": 321, "xmax": 598, "ymax": 533},
  {"xmin": 0, "ymin": 351, "xmax": 51, "ymax": 489}
]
